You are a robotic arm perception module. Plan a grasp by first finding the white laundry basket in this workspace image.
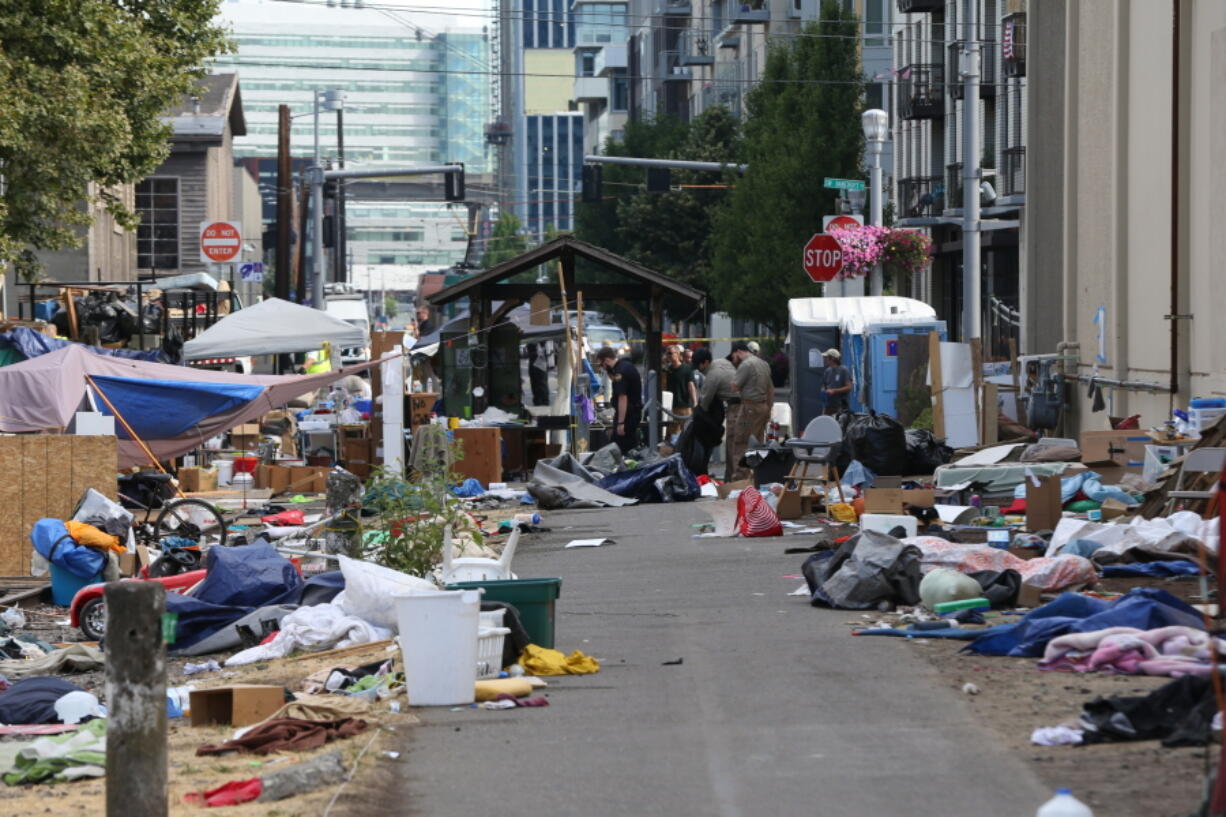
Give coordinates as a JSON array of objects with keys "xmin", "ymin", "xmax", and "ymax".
[
  {"xmin": 395, "ymin": 588, "xmax": 483, "ymax": 706},
  {"xmin": 476, "ymin": 608, "xmax": 510, "ymax": 680}
]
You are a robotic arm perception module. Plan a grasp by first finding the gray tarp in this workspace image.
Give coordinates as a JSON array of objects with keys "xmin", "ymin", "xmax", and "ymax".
[{"xmin": 526, "ymin": 460, "xmax": 638, "ymax": 509}]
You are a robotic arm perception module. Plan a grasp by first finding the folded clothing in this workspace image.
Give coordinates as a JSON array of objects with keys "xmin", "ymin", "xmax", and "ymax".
[{"xmin": 196, "ymin": 717, "xmax": 368, "ymax": 756}]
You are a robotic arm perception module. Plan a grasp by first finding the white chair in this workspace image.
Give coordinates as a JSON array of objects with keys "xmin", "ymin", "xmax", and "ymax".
[
  {"xmin": 440, "ymin": 524, "xmax": 519, "ymax": 584},
  {"xmin": 1164, "ymin": 447, "xmax": 1226, "ymax": 514}
]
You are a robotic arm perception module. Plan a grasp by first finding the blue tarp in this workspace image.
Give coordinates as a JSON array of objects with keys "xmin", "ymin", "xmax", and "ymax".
[
  {"xmin": 89, "ymin": 375, "xmax": 265, "ymax": 439},
  {"xmin": 1101, "ymin": 561, "xmax": 1202, "ymax": 578},
  {"xmin": 30, "ymin": 518, "xmax": 105, "ymax": 579},
  {"xmin": 964, "ymin": 588, "xmax": 1205, "ymax": 657},
  {"xmin": 0, "ymin": 327, "xmax": 163, "ymax": 363},
  {"xmin": 165, "ymin": 543, "xmax": 303, "ymax": 652},
  {"xmin": 1011, "ymin": 469, "xmax": 1138, "ymax": 506}
]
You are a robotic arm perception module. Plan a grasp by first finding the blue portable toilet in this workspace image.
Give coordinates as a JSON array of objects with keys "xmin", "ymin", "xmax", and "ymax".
[{"xmin": 788, "ymin": 296, "xmax": 946, "ymax": 434}]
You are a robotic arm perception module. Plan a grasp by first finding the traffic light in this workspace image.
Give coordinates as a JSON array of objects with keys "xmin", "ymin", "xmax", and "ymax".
[
  {"xmin": 581, "ymin": 164, "xmax": 602, "ymax": 202},
  {"xmin": 645, "ymin": 167, "xmax": 671, "ymax": 193},
  {"xmin": 444, "ymin": 163, "xmax": 465, "ymax": 201}
]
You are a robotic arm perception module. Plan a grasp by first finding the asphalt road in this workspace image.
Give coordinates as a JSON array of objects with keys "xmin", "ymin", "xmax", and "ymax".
[{"xmin": 389, "ymin": 502, "xmax": 1049, "ymax": 817}]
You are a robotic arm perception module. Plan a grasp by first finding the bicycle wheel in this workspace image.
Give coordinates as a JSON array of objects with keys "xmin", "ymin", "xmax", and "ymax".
[{"xmin": 154, "ymin": 498, "xmax": 228, "ymax": 547}]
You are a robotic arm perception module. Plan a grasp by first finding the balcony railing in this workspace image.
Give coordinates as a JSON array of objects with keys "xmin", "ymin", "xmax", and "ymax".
[
  {"xmin": 948, "ymin": 40, "xmax": 997, "ymax": 99},
  {"xmin": 679, "ymin": 29, "xmax": 714, "ymax": 65},
  {"xmin": 701, "ymin": 82, "xmax": 742, "ymax": 117},
  {"xmin": 896, "ymin": 0, "xmax": 942, "ymax": 13},
  {"xmin": 657, "ymin": 50, "xmax": 692, "ymax": 82},
  {"xmin": 732, "ymin": 3, "xmax": 769, "ymax": 23},
  {"xmin": 897, "ymin": 176, "xmax": 945, "ymax": 219},
  {"xmin": 1002, "ymin": 146, "xmax": 1025, "ymax": 196},
  {"xmin": 898, "ymin": 64, "xmax": 944, "ymax": 120},
  {"xmin": 1002, "ymin": 12, "xmax": 1026, "ymax": 78},
  {"xmin": 946, "ymin": 162, "xmax": 963, "ymax": 209}
]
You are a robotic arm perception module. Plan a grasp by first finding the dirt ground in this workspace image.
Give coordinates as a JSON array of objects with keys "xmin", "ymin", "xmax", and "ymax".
[{"xmin": 895, "ymin": 570, "xmax": 1218, "ymax": 817}]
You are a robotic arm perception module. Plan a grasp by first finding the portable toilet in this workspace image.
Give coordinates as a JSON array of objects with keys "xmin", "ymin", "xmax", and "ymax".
[{"xmin": 788, "ymin": 296, "xmax": 946, "ymax": 434}]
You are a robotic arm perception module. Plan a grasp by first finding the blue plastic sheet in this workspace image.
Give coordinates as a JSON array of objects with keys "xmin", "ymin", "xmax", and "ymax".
[
  {"xmin": 89, "ymin": 375, "xmax": 265, "ymax": 439},
  {"xmin": 596, "ymin": 454, "xmax": 700, "ymax": 503},
  {"xmin": 452, "ymin": 477, "xmax": 485, "ymax": 498},
  {"xmin": 30, "ymin": 518, "xmax": 105, "ymax": 579},
  {"xmin": 1101, "ymin": 561, "xmax": 1201, "ymax": 578},
  {"xmin": 855, "ymin": 626, "xmax": 993, "ymax": 640},
  {"xmin": 1011, "ymin": 470, "xmax": 1137, "ymax": 506},
  {"xmin": 964, "ymin": 587, "xmax": 1204, "ymax": 657},
  {"xmin": 0, "ymin": 326, "xmax": 163, "ymax": 363},
  {"xmin": 165, "ymin": 543, "xmax": 303, "ymax": 651},
  {"xmin": 841, "ymin": 460, "xmax": 877, "ymax": 491}
]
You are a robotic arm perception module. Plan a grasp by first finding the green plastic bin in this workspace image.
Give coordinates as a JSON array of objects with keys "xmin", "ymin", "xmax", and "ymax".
[{"xmin": 445, "ymin": 577, "xmax": 562, "ymax": 649}]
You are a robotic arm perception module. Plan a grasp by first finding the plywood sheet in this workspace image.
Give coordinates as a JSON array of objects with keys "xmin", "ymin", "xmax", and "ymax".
[
  {"xmin": 44, "ymin": 439, "xmax": 75, "ymax": 520},
  {"xmin": 0, "ymin": 437, "xmax": 24, "ymax": 575},
  {"xmin": 19, "ymin": 436, "xmax": 49, "ymax": 574}
]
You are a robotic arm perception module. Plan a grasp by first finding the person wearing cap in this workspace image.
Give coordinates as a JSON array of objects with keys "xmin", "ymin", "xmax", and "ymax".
[
  {"xmin": 595, "ymin": 346, "xmax": 642, "ymax": 454},
  {"xmin": 821, "ymin": 348, "xmax": 853, "ymax": 414},
  {"xmin": 728, "ymin": 340, "xmax": 774, "ymax": 481}
]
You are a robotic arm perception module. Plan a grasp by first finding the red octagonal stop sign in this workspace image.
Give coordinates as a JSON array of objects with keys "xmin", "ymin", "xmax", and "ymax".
[{"xmin": 802, "ymin": 233, "xmax": 844, "ymax": 283}]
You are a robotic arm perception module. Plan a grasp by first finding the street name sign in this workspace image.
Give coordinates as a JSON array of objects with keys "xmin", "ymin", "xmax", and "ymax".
[{"xmin": 823, "ymin": 178, "xmax": 866, "ymax": 191}]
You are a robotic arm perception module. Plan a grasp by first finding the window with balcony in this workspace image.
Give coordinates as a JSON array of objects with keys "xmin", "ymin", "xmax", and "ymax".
[
  {"xmin": 611, "ymin": 71, "xmax": 629, "ymax": 111},
  {"xmin": 136, "ymin": 178, "xmax": 179, "ymax": 271},
  {"xmin": 577, "ymin": 49, "xmax": 597, "ymax": 77},
  {"xmin": 574, "ymin": 3, "xmax": 627, "ymax": 46}
]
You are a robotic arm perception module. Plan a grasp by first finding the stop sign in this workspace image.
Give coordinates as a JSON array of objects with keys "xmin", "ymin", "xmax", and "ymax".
[
  {"xmin": 802, "ymin": 233, "xmax": 844, "ymax": 283},
  {"xmin": 199, "ymin": 221, "xmax": 242, "ymax": 264}
]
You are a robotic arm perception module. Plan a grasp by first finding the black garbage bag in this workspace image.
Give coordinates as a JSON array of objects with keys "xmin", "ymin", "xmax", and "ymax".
[
  {"xmin": 1081, "ymin": 675, "xmax": 1217, "ymax": 747},
  {"xmin": 801, "ymin": 529, "xmax": 923, "ymax": 610},
  {"xmin": 674, "ymin": 419, "xmax": 708, "ymax": 479},
  {"xmin": 596, "ymin": 454, "xmax": 700, "ymax": 503},
  {"xmin": 904, "ymin": 428, "xmax": 954, "ymax": 475},
  {"xmin": 844, "ymin": 410, "xmax": 908, "ymax": 476}
]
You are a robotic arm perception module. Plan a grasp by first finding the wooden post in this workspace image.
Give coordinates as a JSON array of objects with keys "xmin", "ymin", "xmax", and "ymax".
[
  {"xmin": 970, "ymin": 338, "xmax": 984, "ymax": 446},
  {"xmin": 574, "ymin": 291, "xmax": 590, "ymax": 453},
  {"xmin": 63, "ymin": 289, "xmax": 80, "ymax": 341},
  {"xmin": 555, "ymin": 259, "xmax": 578, "ymax": 454},
  {"xmin": 106, "ymin": 581, "xmax": 167, "ymax": 817},
  {"xmin": 928, "ymin": 330, "xmax": 945, "ymax": 440}
]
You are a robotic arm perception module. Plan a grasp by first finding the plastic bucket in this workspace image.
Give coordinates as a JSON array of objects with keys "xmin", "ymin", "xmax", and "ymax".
[
  {"xmin": 215, "ymin": 459, "xmax": 234, "ymax": 486},
  {"xmin": 395, "ymin": 589, "xmax": 482, "ymax": 706},
  {"xmin": 232, "ymin": 456, "xmax": 259, "ymax": 474},
  {"xmin": 49, "ymin": 564, "xmax": 103, "ymax": 607}
]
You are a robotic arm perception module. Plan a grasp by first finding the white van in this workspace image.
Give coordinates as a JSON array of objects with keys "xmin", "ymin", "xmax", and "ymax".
[{"xmin": 325, "ymin": 296, "xmax": 372, "ymax": 364}]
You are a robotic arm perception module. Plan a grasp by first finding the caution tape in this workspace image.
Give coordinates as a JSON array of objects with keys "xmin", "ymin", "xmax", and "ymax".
[{"xmin": 624, "ymin": 336, "xmax": 777, "ymax": 344}]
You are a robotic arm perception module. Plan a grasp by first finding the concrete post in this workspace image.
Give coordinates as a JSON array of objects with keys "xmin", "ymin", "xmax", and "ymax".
[{"xmin": 105, "ymin": 581, "xmax": 167, "ymax": 817}]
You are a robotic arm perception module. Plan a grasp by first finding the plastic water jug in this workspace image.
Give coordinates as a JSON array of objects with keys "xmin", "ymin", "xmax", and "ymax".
[{"xmin": 1036, "ymin": 789, "xmax": 1094, "ymax": 817}]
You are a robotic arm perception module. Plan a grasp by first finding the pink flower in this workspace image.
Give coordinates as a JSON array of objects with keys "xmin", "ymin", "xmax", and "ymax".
[{"xmin": 827, "ymin": 225, "xmax": 933, "ymax": 279}]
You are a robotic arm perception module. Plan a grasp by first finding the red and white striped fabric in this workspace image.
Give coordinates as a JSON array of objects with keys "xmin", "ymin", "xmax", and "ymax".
[{"xmin": 735, "ymin": 487, "xmax": 783, "ymax": 538}]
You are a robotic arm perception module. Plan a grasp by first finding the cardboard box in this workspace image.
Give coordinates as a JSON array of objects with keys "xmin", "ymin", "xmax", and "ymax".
[
  {"xmin": 1016, "ymin": 582, "xmax": 1044, "ymax": 608},
  {"xmin": 117, "ymin": 551, "xmax": 138, "ymax": 577},
  {"xmin": 1080, "ymin": 430, "xmax": 1149, "ymax": 471},
  {"xmin": 189, "ymin": 685, "xmax": 286, "ymax": 727},
  {"xmin": 408, "ymin": 393, "xmax": 440, "ymax": 430},
  {"xmin": 775, "ymin": 487, "xmax": 813, "ymax": 520},
  {"xmin": 1099, "ymin": 497, "xmax": 1134, "ymax": 521},
  {"xmin": 346, "ymin": 462, "xmax": 372, "ymax": 480},
  {"xmin": 863, "ymin": 488, "xmax": 935, "ymax": 514},
  {"xmin": 716, "ymin": 479, "xmax": 752, "ymax": 500},
  {"xmin": 1025, "ymin": 474, "xmax": 1063, "ymax": 532},
  {"xmin": 230, "ymin": 423, "xmax": 262, "ymax": 451},
  {"xmin": 255, "ymin": 464, "xmax": 293, "ymax": 494},
  {"xmin": 178, "ymin": 467, "xmax": 217, "ymax": 493},
  {"xmin": 452, "ymin": 427, "xmax": 503, "ymax": 486},
  {"xmin": 289, "ymin": 466, "xmax": 328, "ymax": 494},
  {"xmin": 342, "ymin": 438, "xmax": 374, "ymax": 464}
]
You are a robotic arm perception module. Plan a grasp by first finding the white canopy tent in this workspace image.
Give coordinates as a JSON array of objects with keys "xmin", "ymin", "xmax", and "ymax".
[{"xmin": 183, "ymin": 297, "xmax": 367, "ymax": 360}]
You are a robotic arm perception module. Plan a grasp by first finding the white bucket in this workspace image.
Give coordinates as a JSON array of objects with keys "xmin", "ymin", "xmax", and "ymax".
[
  {"xmin": 395, "ymin": 588, "xmax": 482, "ymax": 706},
  {"xmin": 215, "ymin": 459, "xmax": 234, "ymax": 486}
]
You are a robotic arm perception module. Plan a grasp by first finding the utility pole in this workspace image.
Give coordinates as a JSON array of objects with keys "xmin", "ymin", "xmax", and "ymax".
[
  {"xmin": 961, "ymin": 1, "xmax": 982, "ymax": 341},
  {"xmin": 335, "ymin": 106, "xmax": 347, "ymax": 285},
  {"xmin": 275, "ymin": 104, "xmax": 292, "ymax": 301},
  {"xmin": 310, "ymin": 88, "xmax": 325, "ymax": 309}
]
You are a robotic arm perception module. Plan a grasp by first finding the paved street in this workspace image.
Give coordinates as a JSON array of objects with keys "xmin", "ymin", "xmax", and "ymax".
[{"xmin": 394, "ymin": 502, "xmax": 1049, "ymax": 816}]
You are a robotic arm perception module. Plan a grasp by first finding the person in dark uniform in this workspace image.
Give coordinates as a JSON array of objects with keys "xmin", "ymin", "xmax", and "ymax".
[
  {"xmin": 821, "ymin": 348, "xmax": 853, "ymax": 414},
  {"xmin": 527, "ymin": 342, "xmax": 550, "ymax": 406},
  {"xmin": 595, "ymin": 347, "xmax": 641, "ymax": 455}
]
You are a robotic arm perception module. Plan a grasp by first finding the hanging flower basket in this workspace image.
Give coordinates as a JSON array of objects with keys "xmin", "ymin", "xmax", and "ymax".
[{"xmin": 827, "ymin": 225, "xmax": 934, "ymax": 280}]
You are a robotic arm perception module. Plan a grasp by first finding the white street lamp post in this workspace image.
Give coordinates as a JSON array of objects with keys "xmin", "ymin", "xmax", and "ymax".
[{"xmin": 862, "ymin": 108, "xmax": 888, "ymax": 297}]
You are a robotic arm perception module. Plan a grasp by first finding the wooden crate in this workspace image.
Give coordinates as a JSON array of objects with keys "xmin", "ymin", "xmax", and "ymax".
[
  {"xmin": 0, "ymin": 435, "xmax": 118, "ymax": 575},
  {"xmin": 451, "ymin": 427, "xmax": 502, "ymax": 486}
]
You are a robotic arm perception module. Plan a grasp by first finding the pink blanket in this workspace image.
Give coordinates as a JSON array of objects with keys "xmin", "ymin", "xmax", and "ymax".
[{"xmin": 1038, "ymin": 626, "xmax": 1224, "ymax": 677}]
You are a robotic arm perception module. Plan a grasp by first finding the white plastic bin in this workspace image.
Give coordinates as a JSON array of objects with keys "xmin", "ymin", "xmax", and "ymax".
[
  {"xmin": 476, "ymin": 608, "xmax": 508, "ymax": 680},
  {"xmin": 215, "ymin": 458, "xmax": 234, "ymax": 486},
  {"xmin": 395, "ymin": 588, "xmax": 483, "ymax": 706},
  {"xmin": 859, "ymin": 513, "xmax": 918, "ymax": 539}
]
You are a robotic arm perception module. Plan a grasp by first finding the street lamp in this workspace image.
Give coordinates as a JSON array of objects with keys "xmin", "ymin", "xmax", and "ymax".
[{"xmin": 862, "ymin": 108, "xmax": 888, "ymax": 297}]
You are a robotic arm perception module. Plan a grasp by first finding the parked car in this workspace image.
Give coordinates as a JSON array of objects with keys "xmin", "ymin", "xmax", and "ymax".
[{"xmin": 324, "ymin": 296, "xmax": 372, "ymax": 364}]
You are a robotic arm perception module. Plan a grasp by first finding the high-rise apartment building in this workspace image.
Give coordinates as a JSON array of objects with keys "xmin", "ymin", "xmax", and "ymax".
[
  {"xmin": 212, "ymin": 0, "xmax": 493, "ymax": 288},
  {"xmin": 891, "ymin": 0, "xmax": 1025, "ymax": 354}
]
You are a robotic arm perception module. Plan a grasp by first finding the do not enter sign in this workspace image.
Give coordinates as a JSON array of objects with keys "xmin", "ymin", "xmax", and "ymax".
[
  {"xmin": 802, "ymin": 233, "xmax": 844, "ymax": 283},
  {"xmin": 199, "ymin": 221, "xmax": 242, "ymax": 264}
]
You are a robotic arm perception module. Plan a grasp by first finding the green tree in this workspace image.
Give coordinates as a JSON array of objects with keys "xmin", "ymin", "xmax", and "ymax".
[
  {"xmin": 482, "ymin": 211, "xmax": 529, "ymax": 269},
  {"xmin": 384, "ymin": 294, "xmax": 398, "ymax": 318},
  {"xmin": 0, "ymin": 0, "xmax": 232, "ymax": 280},
  {"xmin": 709, "ymin": 4, "xmax": 863, "ymax": 332}
]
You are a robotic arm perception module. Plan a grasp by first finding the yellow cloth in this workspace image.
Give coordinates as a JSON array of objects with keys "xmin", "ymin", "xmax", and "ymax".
[
  {"xmin": 65, "ymin": 521, "xmax": 125, "ymax": 554},
  {"xmin": 473, "ymin": 678, "xmax": 533, "ymax": 701},
  {"xmin": 518, "ymin": 644, "xmax": 600, "ymax": 676},
  {"xmin": 828, "ymin": 503, "xmax": 858, "ymax": 524}
]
